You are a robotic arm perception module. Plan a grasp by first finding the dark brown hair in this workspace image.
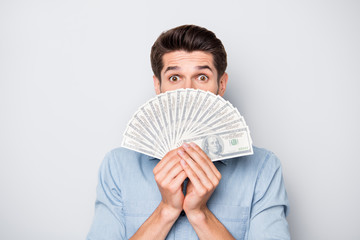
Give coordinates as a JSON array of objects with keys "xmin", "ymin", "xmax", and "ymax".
[{"xmin": 150, "ymin": 25, "xmax": 227, "ymax": 82}]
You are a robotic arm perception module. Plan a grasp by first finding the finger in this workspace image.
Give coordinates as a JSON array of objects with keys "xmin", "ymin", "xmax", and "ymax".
[
  {"xmin": 179, "ymin": 159, "xmax": 208, "ymax": 196},
  {"xmin": 189, "ymin": 142, "xmax": 221, "ymax": 174},
  {"xmin": 189, "ymin": 142, "xmax": 222, "ymax": 180},
  {"xmin": 153, "ymin": 148, "xmax": 183, "ymax": 178},
  {"xmin": 182, "ymin": 143, "xmax": 221, "ymax": 185},
  {"xmin": 161, "ymin": 163, "xmax": 184, "ymax": 186},
  {"xmin": 170, "ymin": 170, "xmax": 187, "ymax": 188},
  {"xmin": 153, "ymin": 148, "xmax": 178, "ymax": 174},
  {"xmin": 178, "ymin": 149, "xmax": 213, "ymax": 191},
  {"xmin": 189, "ymin": 142, "xmax": 210, "ymax": 160},
  {"xmin": 155, "ymin": 156, "xmax": 182, "ymax": 184}
]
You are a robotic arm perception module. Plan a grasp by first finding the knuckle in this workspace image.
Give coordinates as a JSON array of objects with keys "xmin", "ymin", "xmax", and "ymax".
[
  {"xmin": 171, "ymin": 155, "xmax": 181, "ymax": 163},
  {"xmin": 180, "ymin": 171, "xmax": 186, "ymax": 177},
  {"xmin": 189, "ymin": 146, "xmax": 196, "ymax": 153},
  {"xmin": 177, "ymin": 163, "xmax": 184, "ymax": 170},
  {"xmin": 169, "ymin": 185, "xmax": 177, "ymax": 194},
  {"xmin": 183, "ymin": 162, "xmax": 190, "ymax": 170},
  {"xmin": 196, "ymin": 157, "xmax": 205, "ymax": 164},
  {"xmin": 205, "ymin": 182, "xmax": 214, "ymax": 191},
  {"xmin": 154, "ymin": 175, "xmax": 161, "ymax": 183},
  {"xmin": 158, "ymin": 182, "xmax": 165, "ymax": 189},
  {"xmin": 198, "ymin": 188, "xmax": 206, "ymax": 196}
]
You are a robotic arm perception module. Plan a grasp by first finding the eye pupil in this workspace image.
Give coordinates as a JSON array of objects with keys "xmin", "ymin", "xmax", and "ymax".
[{"xmin": 200, "ymin": 75, "xmax": 207, "ymax": 81}]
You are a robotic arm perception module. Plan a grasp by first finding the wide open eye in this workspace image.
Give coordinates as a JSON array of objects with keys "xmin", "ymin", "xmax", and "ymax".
[
  {"xmin": 169, "ymin": 75, "xmax": 180, "ymax": 82},
  {"xmin": 198, "ymin": 74, "xmax": 209, "ymax": 81}
]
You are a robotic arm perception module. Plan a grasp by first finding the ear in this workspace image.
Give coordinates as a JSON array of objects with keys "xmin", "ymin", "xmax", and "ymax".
[
  {"xmin": 153, "ymin": 75, "xmax": 161, "ymax": 95},
  {"xmin": 218, "ymin": 72, "xmax": 228, "ymax": 97}
]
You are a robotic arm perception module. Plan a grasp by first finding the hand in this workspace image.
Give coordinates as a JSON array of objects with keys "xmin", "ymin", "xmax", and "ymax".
[
  {"xmin": 153, "ymin": 147, "xmax": 188, "ymax": 220},
  {"xmin": 177, "ymin": 142, "xmax": 222, "ymax": 219}
]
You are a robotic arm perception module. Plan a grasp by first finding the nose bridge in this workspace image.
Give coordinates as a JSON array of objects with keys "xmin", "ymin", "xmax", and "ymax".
[{"xmin": 184, "ymin": 77, "xmax": 194, "ymax": 89}]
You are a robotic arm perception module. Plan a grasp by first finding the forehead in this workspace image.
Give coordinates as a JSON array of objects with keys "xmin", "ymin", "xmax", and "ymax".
[{"xmin": 162, "ymin": 50, "xmax": 215, "ymax": 71}]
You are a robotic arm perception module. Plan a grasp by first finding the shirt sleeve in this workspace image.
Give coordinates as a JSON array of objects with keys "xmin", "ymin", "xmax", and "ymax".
[
  {"xmin": 248, "ymin": 152, "xmax": 290, "ymax": 240},
  {"xmin": 87, "ymin": 151, "xmax": 126, "ymax": 240}
]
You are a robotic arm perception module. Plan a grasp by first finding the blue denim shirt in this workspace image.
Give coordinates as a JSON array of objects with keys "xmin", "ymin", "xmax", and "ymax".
[{"xmin": 87, "ymin": 146, "xmax": 290, "ymax": 239}]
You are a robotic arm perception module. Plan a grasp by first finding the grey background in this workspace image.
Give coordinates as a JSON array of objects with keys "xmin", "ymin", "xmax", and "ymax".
[{"xmin": 1, "ymin": 0, "xmax": 359, "ymax": 239}]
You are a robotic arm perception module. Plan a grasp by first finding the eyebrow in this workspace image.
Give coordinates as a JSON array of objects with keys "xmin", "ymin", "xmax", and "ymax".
[
  {"xmin": 196, "ymin": 65, "xmax": 213, "ymax": 72},
  {"xmin": 164, "ymin": 66, "xmax": 179, "ymax": 73},
  {"xmin": 164, "ymin": 65, "xmax": 213, "ymax": 74}
]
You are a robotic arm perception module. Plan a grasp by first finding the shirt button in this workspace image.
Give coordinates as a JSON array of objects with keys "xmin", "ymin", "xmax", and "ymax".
[{"xmin": 180, "ymin": 210, "xmax": 186, "ymax": 216}]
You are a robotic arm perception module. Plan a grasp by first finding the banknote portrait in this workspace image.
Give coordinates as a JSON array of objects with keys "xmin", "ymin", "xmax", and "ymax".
[{"xmin": 202, "ymin": 135, "xmax": 224, "ymax": 159}]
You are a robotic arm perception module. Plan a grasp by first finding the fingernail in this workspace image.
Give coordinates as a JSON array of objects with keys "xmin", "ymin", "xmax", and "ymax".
[
  {"xmin": 183, "ymin": 143, "xmax": 190, "ymax": 149},
  {"xmin": 178, "ymin": 149, "xmax": 185, "ymax": 156}
]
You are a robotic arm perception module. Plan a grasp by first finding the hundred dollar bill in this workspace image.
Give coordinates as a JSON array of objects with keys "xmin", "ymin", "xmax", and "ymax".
[
  {"xmin": 157, "ymin": 93, "xmax": 172, "ymax": 148},
  {"xmin": 166, "ymin": 90, "xmax": 176, "ymax": 147},
  {"xmin": 195, "ymin": 108, "xmax": 246, "ymax": 136},
  {"xmin": 196, "ymin": 117, "xmax": 247, "ymax": 136},
  {"xmin": 181, "ymin": 89, "xmax": 205, "ymax": 138},
  {"xmin": 123, "ymin": 124, "xmax": 165, "ymax": 156},
  {"xmin": 149, "ymin": 98, "xmax": 171, "ymax": 150},
  {"xmin": 181, "ymin": 127, "xmax": 253, "ymax": 161},
  {"xmin": 177, "ymin": 89, "xmax": 197, "ymax": 144},
  {"xmin": 132, "ymin": 109, "xmax": 167, "ymax": 154},
  {"xmin": 122, "ymin": 136, "xmax": 163, "ymax": 159},
  {"xmin": 186, "ymin": 95, "xmax": 223, "ymax": 135},
  {"xmin": 188, "ymin": 99, "xmax": 234, "ymax": 136},
  {"xmin": 140, "ymin": 103, "xmax": 169, "ymax": 151},
  {"xmin": 184, "ymin": 91, "xmax": 215, "ymax": 135},
  {"xmin": 198, "ymin": 100, "xmax": 232, "ymax": 127},
  {"xmin": 177, "ymin": 89, "xmax": 190, "ymax": 142},
  {"xmin": 174, "ymin": 89, "xmax": 186, "ymax": 145}
]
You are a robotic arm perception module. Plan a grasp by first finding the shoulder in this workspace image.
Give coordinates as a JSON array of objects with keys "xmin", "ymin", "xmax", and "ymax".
[
  {"xmin": 242, "ymin": 146, "xmax": 287, "ymax": 201},
  {"xmin": 250, "ymin": 146, "xmax": 281, "ymax": 169},
  {"xmin": 221, "ymin": 146, "xmax": 282, "ymax": 183},
  {"xmin": 229, "ymin": 146, "xmax": 281, "ymax": 170}
]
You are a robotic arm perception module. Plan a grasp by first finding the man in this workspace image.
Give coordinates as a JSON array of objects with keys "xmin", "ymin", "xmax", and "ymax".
[
  {"xmin": 202, "ymin": 135, "xmax": 224, "ymax": 159},
  {"xmin": 87, "ymin": 25, "xmax": 290, "ymax": 239}
]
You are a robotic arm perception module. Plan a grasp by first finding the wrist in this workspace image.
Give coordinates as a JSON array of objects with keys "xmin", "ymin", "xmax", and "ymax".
[
  {"xmin": 184, "ymin": 207, "xmax": 209, "ymax": 226},
  {"xmin": 158, "ymin": 202, "xmax": 182, "ymax": 223}
]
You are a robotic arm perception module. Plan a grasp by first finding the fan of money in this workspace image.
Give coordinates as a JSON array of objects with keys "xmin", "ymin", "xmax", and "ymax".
[{"xmin": 121, "ymin": 89, "xmax": 253, "ymax": 161}]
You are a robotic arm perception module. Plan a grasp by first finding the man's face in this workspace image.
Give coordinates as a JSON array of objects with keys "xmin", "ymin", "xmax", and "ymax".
[
  {"xmin": 153, "ymin": 50, "xmax": 228, "ymax": 96},
  {"xmin": 208, "ymin": 136, "xmax": 220, "ymax": 154}
]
